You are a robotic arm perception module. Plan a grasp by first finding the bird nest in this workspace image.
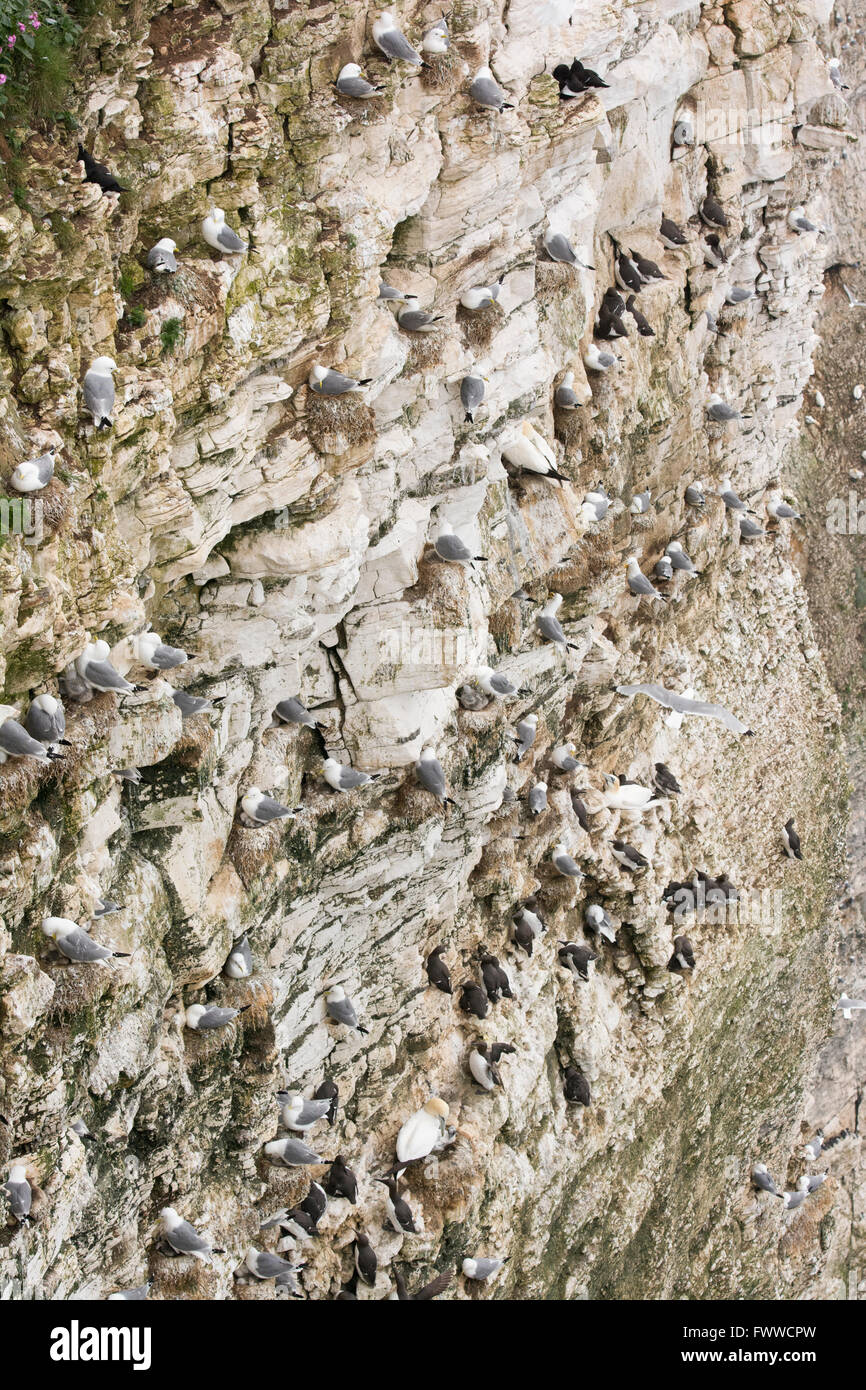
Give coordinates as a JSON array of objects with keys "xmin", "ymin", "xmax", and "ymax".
[
  {"xmin": 304, "ymin": 391, "xmax": 377, "ymax": 458},
  {"xmin": 456, "ymin": 302, "xmax": 502, "ymax": 351},
  {"xmin": 406, "ymin": 331, "xmax": 447, "ymax": 371},
  {"xmin": 535, "ymin": 260, "xmax": 571, "ymax": 303},
  {"xmin": 554, "ymin": 407, "xmax": 584, "ymax": 449},
  {"xmin": 420, "ymin": 51, "xmax": 460, "ymax": 91}
]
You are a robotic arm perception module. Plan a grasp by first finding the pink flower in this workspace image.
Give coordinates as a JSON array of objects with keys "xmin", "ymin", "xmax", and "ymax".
[
  {"xmin": 7, "ymin": 35, "xmax": 15, "ymax": 46},
  {"xmin": 31, "ymin": 19, "xmax": 39, "ymax": 27},
  {"xmin": 18, "ymin": 22, "xmax": 25, "ymax": 32},
  {"xmin": 0, "ymin": 73, "xmax": 7, "ymax": 84}
]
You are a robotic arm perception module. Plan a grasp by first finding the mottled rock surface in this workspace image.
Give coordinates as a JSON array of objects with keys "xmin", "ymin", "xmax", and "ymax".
[{"xmin": 0, "ymin": 0, "xmax": 859, "ymax": 1299}]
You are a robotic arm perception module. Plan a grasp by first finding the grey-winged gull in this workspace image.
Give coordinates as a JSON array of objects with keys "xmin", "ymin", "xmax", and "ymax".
[
  {"xmin": 10, "ymin": 445, "xmax": 55, "ymax": 492},
  {"xmin": 616, "ymin": 683, "xmax": 754, "ymax": 734},
  {"xmin": 241, "ymin": 786, "xmax": 303, "ymax": 825},
  {"xmin": 202, "ymin": 208, "xmax": 247, "ymax": 254},
  {"xmin": 372, "ymin": 12, "xmax": 423, "ymax": 64},
  {"xmin": 42, "ymin": 916, "xmax": 129, "ymax": 963},
  {"xmin": 433, "ymin": 519, "xmax": 486, "ymax": 564},
  {"xmin": 536, "ymin": 593, "xmax": 579, "ymax": 649},
  {"xmin": 24, "ymin": 694, "xmax": 68, "ymax": 746},
  {"xmin": 626, "ymin": 556, "xmax": 666, "ymax": 602},
  {"xmin": 308, "ymin": 363, "xmax": 371, "ymax": 395},
  {"xmin": 335, "ymin": 62, "xmax": 385, "ymax": 97},
  {"xmin": 461, "ymin": 373, "xmax": 486, "ymax": 421},
  {"xmin": 323, "ymin": 756, "xmax": 378, "ymax": 791},
  {"xmin": 468, "ymin": 67, "xmax": 513, "ymax": 112},
  {"xmin": 184, "ymin": 1003, "xmax": 249, "ymax": 1030},
  {"xmin": 0, "ymin": 717, "xmax": 62, "ymax": 762},
  {"xmin": 82, "ymin": 357, "xmax": 116, "ymax": 429},
  {"xmin": 160, "ymin": 1207, "xmax": 221, "ymax": 1261},
  {"xmin": 462, "ymin": 1255, "xmax": 508, "ymax": 1281},
  {"xmin": 146, "ymin": 238, "xmax": 178, "ymax": 273},
  {"xmin": 326, "ymin": 983, "xmax": 368, "ymax": 1032},
  {"xmin": 415, "ymin": 747, "xmax": 455, "ymax": 805}
]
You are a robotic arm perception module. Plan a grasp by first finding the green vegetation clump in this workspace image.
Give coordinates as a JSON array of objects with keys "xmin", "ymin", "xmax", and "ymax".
[
  {"xmin": 0, "ymin": 3, "xmax": 81, "ymax": 126},
  {"xmin": 160, "ymin": 316, "xmax": 183, "ymax": 356}
]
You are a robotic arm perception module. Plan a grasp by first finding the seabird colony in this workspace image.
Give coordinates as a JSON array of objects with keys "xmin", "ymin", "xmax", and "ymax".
[{"xmin": 1, "ymin": 3, "xmax": 841, "ymax": 1301}]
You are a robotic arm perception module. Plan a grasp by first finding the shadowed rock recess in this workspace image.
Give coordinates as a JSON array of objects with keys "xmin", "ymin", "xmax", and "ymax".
[{"xmin": 0, "ymin": 0, "xmax": 861, "ymax": 1300}]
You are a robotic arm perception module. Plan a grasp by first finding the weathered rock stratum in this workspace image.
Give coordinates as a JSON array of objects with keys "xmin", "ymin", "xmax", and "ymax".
[{"xmin": 0, "ymin": 0, "xmax": 860, "ymax": 1299}]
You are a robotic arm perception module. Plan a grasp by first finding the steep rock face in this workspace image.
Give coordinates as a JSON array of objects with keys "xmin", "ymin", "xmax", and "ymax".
[{"xmin": 0, "ymin": 0, "xmax": 854, "ymax": 1298}]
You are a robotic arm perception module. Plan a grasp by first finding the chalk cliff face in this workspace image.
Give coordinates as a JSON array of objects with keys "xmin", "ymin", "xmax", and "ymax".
[{"xmin": 0, "ymin": 0, "xmax": 860, "ymax": 1299}]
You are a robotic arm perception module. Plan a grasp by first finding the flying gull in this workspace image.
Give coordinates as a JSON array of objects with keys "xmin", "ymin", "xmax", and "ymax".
[
  {"xmin": 616, "ymin": 683, "xmax": 754, "ymax": 735},
  {"xmin": 462, "ymin": 1256, "xmax": 508, "ymax": 1281},
  {"xmin": 274, "ymin": 695, "xmax": 320, "ymax": 728}
]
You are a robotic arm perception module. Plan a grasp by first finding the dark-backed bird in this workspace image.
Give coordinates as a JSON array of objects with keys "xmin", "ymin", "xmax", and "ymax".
[
  {"xmin": 563, "ymin": 1066, "xmax": 591, "ymax": 1105},
  {"xmin": 325, "ymin": 1155, "xmax": 358, "ymax": 1203},
  {"xmin": 782, "ymin": 818, "xmax": 802, "ymax": 859},
  {"xmin": 668, "ymin": 935, "xmax": 696, "ymax": 971},
  {"xmin": 377, "ymin": 1176, "xmax": 419, "ymax": 1234},
  {"xmin": 660, "ymin": 215, "xmax": 687, "ymax": 249},
  {"xmin": 480, "ymin": 953, "xmax": 513, "ymax": 1001},
  {"xmin": 459, "ymin": 981, "xmax": 489, "ymax": 1019},
  {"xmin": 426, "ymin": 945, "xmax": 452, "ymax": 994},
  {"xmin": 653, "ymin": 763, "xmax": 682, "ymax": 795},
  {"xmin": 611, "ymin": 839, "xmax": 649, "ymax": 872},
  {"xmin": 78, "ymin": 143, "xmax": 127, "ymax": 192}
]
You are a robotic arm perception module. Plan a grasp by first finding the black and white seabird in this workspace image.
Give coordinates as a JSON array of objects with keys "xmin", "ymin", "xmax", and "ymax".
[
  {"xmin": 469, "ymin": 1041, "xmax": 515, "ymax": 1091},
  {"xmin": 159, "ymin": 1208, "xmax": 222, "ymax": 1262},
  {"xmin": 0, "ymin": 716, "xmax": 63, "ymax": 763},
  {"xmin": 312, "ymin": 1082, "xmax": 338, "ymax": 1128},
  {"xmin": 569, "ymin": 58, "xmax": 608, "ymax": 89},
  {"xmin": 630, "ymin": 249, "xmax": 667, "ymax": 283},
  {"xmin": 611, "ymin": 839, "xmax": 649, "ymax": 873},
  {"xmin": 426, "ymin": 944, "xmax": 452, "ymax": 994},
  {"xmin": 513, "ymin": 904, "xmax": 545, "ymax": 955},
  {"xmin": 77, "ymin": 143, "xmax": 127, "ymax": 192},
  {"xmin": 668, "ymin": 935, "xmax": 696, "ymax": 972},
  {"xmin": 459, "ymin": 980, "xmax": 489, "ymax": 1019},
  {"xmin": 703, "ymin": 233, "xmax": 727, "ymax": 268},
  {"xmin": 653, "ymin": 763, "xmax": 682, "ymax": 795},
  {"xmin": 626, "ymin": 556, "xmax": 667, "ymax": 602},
  {"xmin": 354, "ymin": 1231, "xmax": 378, "ymax": 1285},
  {"xmin": 558, "ymin": 941, "xmax": 597, "ymax": 982},
  {"xmin": 480, "ymin": 953, "xmax": 513, "ymax": 1001},
  {"xmin": 782, "ymin": 818, "xmax": 802, "ymax": 860},
  {"xmin": 660, "ymin": 215, "xmax": 687, "ymax": 249},
  {"xmin": 301, "ymin": 1180, "xmax": 329, "ymax": 1225},
  {"xmin": 614, "ymin": 250, "xmax": 643, "ymax": 293},
  {"xmin": 274, "ymin": 695, "xmax": 320, "ymax": 728},
  {"xmin": 536, "ymin": 593, "xmax": 580, "ymax": 650},
  {"xmin": 570, "ymin": 790, "xmax": 591, "ymax": 832},
  {"xmin": 626, "ymin": 296, "xmax": 654, "ymax": 336},
  {"xmin": 323, "ymin": 756, "xmax": 380, "ymax": 792},
  {"xmin": 563, "ymin": 1066, "xmax": 591, "ymax": 1105},
  {"xmin": 326, "ymin": 1155, "xmax": 359, "ymax": 1203},
  {"xmin": 377, "ymin": 1176, "xmax": 419, "ymax": 1234},
  {"xmin": 240, "ymin": 786, "xmax": 303, "ymax": 826},
  {"xmin": 701, "ymin": 196, "xmax": 729, "ymax": 230}
]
